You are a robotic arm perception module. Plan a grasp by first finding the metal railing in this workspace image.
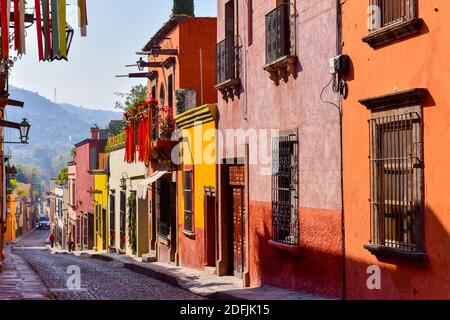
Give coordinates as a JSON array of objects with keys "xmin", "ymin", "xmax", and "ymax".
[
  {"xmin": 368, "ymin": 111, "xmax": 424, "ymax": 252},
  {"xmin": 370, "ymin": 0, "xmax": 416, "ymax": 30},
  {"xmin": 151, "ymin": 108, "xmax": 174, "ymax": 141},
  {"xmin": 216, "ymin": 36, "xmax": 236, "ymax": 85},
  {"xmin": 265, "ymin": 3, "xmax": 290, "ymax": 64}
]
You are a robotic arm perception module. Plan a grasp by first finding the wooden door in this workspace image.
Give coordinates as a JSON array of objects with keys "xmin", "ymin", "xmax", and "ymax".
[
  {"xmin": 232, "ymin": 187, "xmax": 244, "ymax": 277},
  {"xmin": 228, "ymin": 164, "xmax": 246, "ymax": 278}
]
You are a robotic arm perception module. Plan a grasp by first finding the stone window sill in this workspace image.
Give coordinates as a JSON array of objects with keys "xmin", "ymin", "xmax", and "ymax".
[
  {"xmin": 268, "ymin": 240, "xmax": 301, "ymax": 255},
  {"xmin": 364, "ymin": 243, "xmax": 427, "ymax": 265},
  {"xmin": 183, "ymin": 230, "xmax": 195, "ymax": 239},
  {"xmin": 362, "ymin": 18, "xmax": 423, "ymax": 48},
  {"xmin": 215, "ymin": 78, "xmax": 241, "ymax": 100},
  {"xmin": 263, "ymin": 55, "xmax": 298, "ymax": 83}
]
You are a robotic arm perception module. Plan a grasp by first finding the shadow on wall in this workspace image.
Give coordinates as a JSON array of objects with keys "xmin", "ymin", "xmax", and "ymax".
[{"xmin": 214, "ymin": 205, "xmax": 450, "ymax": 300}]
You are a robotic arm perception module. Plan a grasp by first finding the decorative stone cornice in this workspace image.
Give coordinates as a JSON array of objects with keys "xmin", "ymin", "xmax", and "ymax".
[
  {"xmin": 362, "ymin": 18, "xmax": 423, "ymax": 49},
  {"xmin": 359, "ymin": 88, "xmax": 428, "ymax": 111}
]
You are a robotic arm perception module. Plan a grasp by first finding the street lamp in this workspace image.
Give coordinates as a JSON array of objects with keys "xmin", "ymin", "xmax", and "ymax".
[
  {"xmin": 120, "ymin": 173, "xmax": 128, "ymax": 190},
  {"xmin": 137, "ymin": 57, "xmax": 145, "ymax": 71},
  {"xmin": 0, "ymin": 118, "xmax": 31, "ymax": 144},
  {"xmin": 19, "ymin": 118, "xmax": 31, "ymax": 143}
]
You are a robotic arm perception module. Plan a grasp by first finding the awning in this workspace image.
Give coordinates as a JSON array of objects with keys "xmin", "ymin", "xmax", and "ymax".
[{"xmin": 137, "ymin": 171, "xmax": 168, "ymax": 199}]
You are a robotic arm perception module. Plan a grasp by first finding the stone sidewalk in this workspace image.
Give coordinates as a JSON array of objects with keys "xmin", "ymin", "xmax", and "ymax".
[
  {"xmin": 0, "ymin": 248, "xmax": 52, "ymax": 300},
  {"xmin": 89, "ymin": 252, "xmax": 331, "ymax": 300}
]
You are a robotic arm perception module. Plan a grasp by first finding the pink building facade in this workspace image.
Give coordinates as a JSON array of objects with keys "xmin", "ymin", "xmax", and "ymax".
[
  {"xmin": 215, "ymin": 0, "xmax": 343, "ymax": 298},
  {"xmin": 73, "ymin": 127, "xmax": 106, "ymax": 250}
]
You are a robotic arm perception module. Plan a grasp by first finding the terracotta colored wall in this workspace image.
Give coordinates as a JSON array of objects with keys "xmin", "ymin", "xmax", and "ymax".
[
  {"xmin": 179, "ymin": 18, "xmax": 218, "ymax": 107},
  {"xmin": 342, "ymin": 1, "xmax": 450, "ymax": 299},
  {"xmin": 147, "ymin": 17, "xmax": 217, "ymax": 115},
  {"xmin": 217, "ymin": 0, "xmax": 343, "ymax": 297}
]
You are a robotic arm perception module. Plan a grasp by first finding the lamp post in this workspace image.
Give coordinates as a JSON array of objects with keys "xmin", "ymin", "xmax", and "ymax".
[
  {"xmin": 0, "ymin": 118, "xmax": 31, "ymax": 144},
  {"xmin": 120, "ymin": 173, "xmax": 128, "ymax": 190}
]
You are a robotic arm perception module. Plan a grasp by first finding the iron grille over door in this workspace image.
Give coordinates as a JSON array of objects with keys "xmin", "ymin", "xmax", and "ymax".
[
  {"xmin": 272, "ymin": 131, "xmax": 299, "ymax": 245},
  {"xmin": 370, "ymin": 0, "xmax": 417, "ymax": 30},
  {"xmin": 369, "ymin": 110, "xmax": 424, "ymax": 253},
  {"xmin": 265, "ymin": 3, "xmax": 290, "ymax": 64}
]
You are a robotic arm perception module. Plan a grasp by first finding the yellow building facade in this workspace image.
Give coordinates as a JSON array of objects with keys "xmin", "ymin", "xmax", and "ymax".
[
  {"xmin": 93, "ymin": 172, "xmax": 108, "ymax": 252},
  {"xmin": 5, "ymin": 194, "xmax": 17, "ymax": 243},
  {"xmin": 174, "ymin": 104, "xmax": 217, "ymax": 270}
]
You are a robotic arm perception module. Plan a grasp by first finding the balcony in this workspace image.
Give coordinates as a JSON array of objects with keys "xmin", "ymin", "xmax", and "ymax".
[
  {"xmin": 215, "ymin": 36, "xmax": 240, "ymax": 100},
  {"xmin": 264, "ymin": 3, "xmax": 297, "ymax": 82},
  {"xmin": 362, "ymin": 0, "xmax": 423, "ymax": 48},
  {"xmin": 151, "ymin": 106, "xmax": 176, "ymax": 150}
]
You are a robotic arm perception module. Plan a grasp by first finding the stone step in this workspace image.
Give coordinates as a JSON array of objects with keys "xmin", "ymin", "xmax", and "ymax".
[{"xmin": 142, "ymin": 252, "xmax": 157, "ymax": 263}]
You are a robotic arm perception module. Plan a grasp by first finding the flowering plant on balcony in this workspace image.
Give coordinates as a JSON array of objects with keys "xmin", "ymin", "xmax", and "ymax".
[
  {"xmin": 123, "ymin": 98, "xmax": 158, "ymax": 124},
  {"xmin": 158, "ymin": 105, "xmax": 175, "ymax": 140}
]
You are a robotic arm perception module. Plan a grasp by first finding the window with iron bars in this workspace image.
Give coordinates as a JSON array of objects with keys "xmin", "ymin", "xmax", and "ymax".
[
  {"xmin": 184, "ymin": 170, "xmax": 194, "ymax": 233},
  {"xmin": 272, "ymin": 131, "xmax": 299, "ymax": 246},
  {"xmin": 369, "ymin": 0, "xmax": 417, "ymax": 31},
  {"xmin": 265, "ymin": 1, "xmax": 291, "ymax": 65},
  {"xmin": 368, "ymin": 107, "xmax": 424, "ymax": 254}
]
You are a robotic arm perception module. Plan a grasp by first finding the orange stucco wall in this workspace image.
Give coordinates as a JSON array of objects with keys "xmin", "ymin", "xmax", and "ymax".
[{"xmin": 342, "ymin": 1, "xmax": 450, "ymax": 299}]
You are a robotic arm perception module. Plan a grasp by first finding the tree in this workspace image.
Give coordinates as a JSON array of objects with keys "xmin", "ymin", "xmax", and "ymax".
[
  {"xmin": 115, "ymin": 84, "xmax": 148, "ymax": 112},
  {"xmin": 172, "ymin": 0, "xmax": 195, "ymax": 16},
  {"xmin": 56, "ymin": 167, "xmax": 69, "ymax": 185}
]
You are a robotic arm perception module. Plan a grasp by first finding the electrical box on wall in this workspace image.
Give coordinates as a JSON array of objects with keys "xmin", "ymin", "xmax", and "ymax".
[{"xmin": 329, "ymin": 54, "xmax": 349, "ymax": 74}]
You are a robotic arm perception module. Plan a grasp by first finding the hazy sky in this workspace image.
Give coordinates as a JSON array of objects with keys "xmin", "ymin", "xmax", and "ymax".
[{"xmin": 9, "ymin": 0, "xmax": 217, "ymax": 111}]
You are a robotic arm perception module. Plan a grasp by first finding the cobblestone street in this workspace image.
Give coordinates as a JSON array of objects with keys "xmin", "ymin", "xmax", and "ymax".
[{"xmin": 6, "ymin": 230, "xmax": 203, "ymax": 300}]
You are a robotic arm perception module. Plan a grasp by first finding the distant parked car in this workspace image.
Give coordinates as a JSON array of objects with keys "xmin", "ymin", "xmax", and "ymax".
[{"xmin": 38, "ymin": 218, "xmax": 50, "ymax": 230}]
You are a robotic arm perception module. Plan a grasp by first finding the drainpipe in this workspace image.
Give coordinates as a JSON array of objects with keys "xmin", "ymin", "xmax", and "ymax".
[{"xmin": 336, "ymin": 0, "xmax": 346, "ymax": 301}]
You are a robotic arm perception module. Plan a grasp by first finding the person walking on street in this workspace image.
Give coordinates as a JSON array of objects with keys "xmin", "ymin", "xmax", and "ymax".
[
  {"xmin": 49, "ymin": 232, "xmax": 55, "ymax": 248},
  {"xmin": 67, "ymin": 234, "xmax": 74, "ymax": 252}
]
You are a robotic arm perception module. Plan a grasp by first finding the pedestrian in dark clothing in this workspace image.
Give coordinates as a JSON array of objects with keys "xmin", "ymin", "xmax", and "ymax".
[{"xmin": 68, "ymin": 234, "xmax": 74, "ymax": 252}]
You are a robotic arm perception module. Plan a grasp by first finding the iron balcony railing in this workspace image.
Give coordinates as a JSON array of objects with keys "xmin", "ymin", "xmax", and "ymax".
[
  {"xmin": 151, "ymin": 107, "xmax": 174, "ymax": 142},
  {"xmin": 368, "ymin": 111, "xmax": 424, "ymax": 253},
  {"xmin": 216, "ymin": 36, "xmax": 236, "ymax": 85},
  {"xmin": 265, "ymin": 3, "xmax": 290, "ymax": 65},
  {"xmin": 370, "ymin": 0, "xmax": 417, "ymax": 31}
]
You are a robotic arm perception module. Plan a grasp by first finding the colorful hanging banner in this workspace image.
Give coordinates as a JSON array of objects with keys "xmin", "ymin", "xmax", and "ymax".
[
  {"xmin": 18, "ymin": 0, "xmax": 25, "ymax": 54},
  {"xmin": 58, "ymin": 0, "xmax": 66, "ymax": 59},
  {"xmin": 0, "ymin": 0, "xmax": 9, "ymax": 58},
  {"xmin": 51, "ymin": 0, "xmax": 60, "ymax": 58},
  {"xmin": 13, "ymin": 0, "xmax": 19, "ymax": 51},
  {"xmin": 35, "ymin": 0, "xmax": 44, "ymax": 61},
  {"xmin": 78, "ymin": 0, "xmax": 87, "ymax": 37},
  {"xmin": 42, "ymin": 0, "xmax": 52, "ymax": 60}
]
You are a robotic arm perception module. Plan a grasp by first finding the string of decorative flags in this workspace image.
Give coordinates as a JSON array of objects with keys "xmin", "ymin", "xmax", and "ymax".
[{"xmin": 0, "ymin": 0, "xmax": 88, "ymax": 61}]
